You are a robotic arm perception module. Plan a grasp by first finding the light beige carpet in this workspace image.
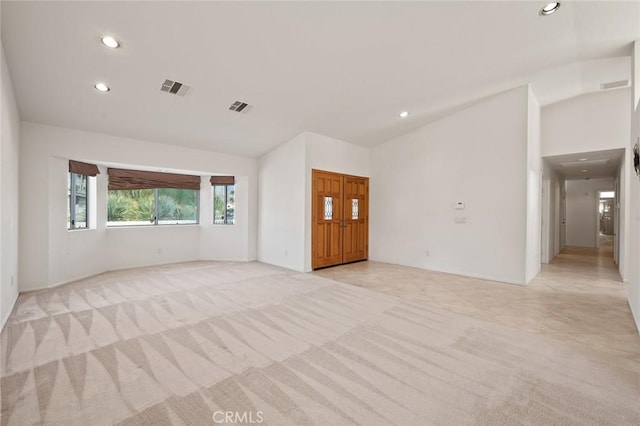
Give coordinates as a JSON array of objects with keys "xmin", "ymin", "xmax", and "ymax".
[{"xmin": 1, "ymin": 261, "xmax": 639, "ymax": 425}]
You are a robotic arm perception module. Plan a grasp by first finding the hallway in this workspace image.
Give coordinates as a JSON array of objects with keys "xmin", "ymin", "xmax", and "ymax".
[{"xmin": 314, "ymin": 246, "xmax": 639, "ymax": 371}]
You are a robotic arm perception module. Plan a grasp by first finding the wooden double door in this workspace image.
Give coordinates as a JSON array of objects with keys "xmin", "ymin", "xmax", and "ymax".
[{"xmin": 312, "ymin": 169, "xmax": 369, "ymax": 269}]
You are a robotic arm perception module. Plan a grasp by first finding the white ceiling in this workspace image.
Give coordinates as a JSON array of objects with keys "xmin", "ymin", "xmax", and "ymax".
[
  {"xmin": 2, "ymin": 1, "xmax": 639, "ymax": 157},
  {"xmin": 544, "ymin": 148, "xmax": 624, "ymax": 180}
]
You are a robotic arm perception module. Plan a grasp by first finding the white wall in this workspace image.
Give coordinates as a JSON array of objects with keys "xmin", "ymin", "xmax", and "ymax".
[
  {"xmin": 565, "ymin": 178, "xmax": 614, "ymax": 248},
  {"xmin": 560, "ymin": 179, "xmax": 567, "ymax": 250},
  {"xmin": 304, "ymin": 132, "xmax": 370, "ymax": 271},
  {"xmin": 525, "ymin": 87, "xmax": 542, "ymax": 282},
  {"xmin": 541, "ymin": 160, "xmax": 561, "ymax": 263},
  {"xmin": 621, "ymin": 155, "xmax": 630, "ymax": 281},
  {"xmin": 628, "ymin": 40, "xmax": 640, "ymax": 332},
  {"xmin": 47, "ymin": 158, "xmax": 106, "ymax": 286},
  {"xmin": 108, "ymin": 226, "xmax": 200, "ymax": 270},
  {"xmin": 257, "ymin": 131, "xmax": 370, "ymax": 272},
  {"xmin": 370, "ymin": 86, "xmax": 535, "ymax": 285},
  {"xmin": 541, "ymin": 86, "xmax": 631, "ymax": 282},
  {"xmin": 305, "ymin": 132, "xmax": 370, "ymax": 178},
  {"xmin": 200, "ymin": 175, "xmax": 255, "ymax": 262},
  {"xmin": 615, "ymin": 159, "xmax": 624, "ymax": 268},
  {"xmin": 542, "ymin": 88, "xmax": 631, "ymax": 157},
  {"xmin": 1, "ymin": 44, "xmax": 20, "ymax": 329},
  {"xmin": 20, "ymin": 122, "xmax": 258, "ymax": 291},
  {"xmin": 257, "ymin": 133, "xmax": 307, "ymax": 271}
]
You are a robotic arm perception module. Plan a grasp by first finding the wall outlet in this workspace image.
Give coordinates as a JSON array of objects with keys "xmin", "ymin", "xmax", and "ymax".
[
  {"xmin": 157, "ymin": 248, "xmax": 163, "ymax": 254},
  {"xmin": 284, "ymin": 249, "xmax": 288, "ymax": 257},
  {"xmin": 11, "ymin": 276, "xmax": 14, "ymax": 287},
  {"xmin": 425, "ymin": 250, "xmax": 430, "ymax": 257}
]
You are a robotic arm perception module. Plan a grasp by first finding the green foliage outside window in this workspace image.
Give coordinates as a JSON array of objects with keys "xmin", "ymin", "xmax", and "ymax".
[
  {"xmin": 213, "ymin": 185, "xmax": 234, "ymax": 224},
  {"xmin": 108, "ymin": 189, "xmax": 198, "ymax": 225}
]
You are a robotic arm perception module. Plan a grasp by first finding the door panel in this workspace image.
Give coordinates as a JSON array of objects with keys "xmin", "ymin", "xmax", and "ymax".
[
  {"xmin": 312, "ymin": 170, "xmax": 369, "ymax": 269},
  {"xmin": 343, "ymin": 175, "xmax": 368, "ymax": 263},
  {"xmin": 312, "ymin": 170, "xmax": 343, "ymax": 269}
]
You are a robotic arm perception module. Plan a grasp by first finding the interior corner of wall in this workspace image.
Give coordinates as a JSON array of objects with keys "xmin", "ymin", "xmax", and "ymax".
[{"xmin": 1, "ymin": 290, "xmax": 20, "ymax": 332}]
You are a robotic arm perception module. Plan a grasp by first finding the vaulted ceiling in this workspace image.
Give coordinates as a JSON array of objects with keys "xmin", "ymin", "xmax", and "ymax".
[{"xmin": 2, "ymin": 1, "xmax": 639, "ymax": 157}]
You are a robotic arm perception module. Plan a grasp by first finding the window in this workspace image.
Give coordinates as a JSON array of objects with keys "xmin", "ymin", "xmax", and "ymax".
[
  {"xmin": 210, "ymin": 176, "xmax": 235, "ymax": 225},
  {"xmin": 68, "ymin": 160, "xmax": 100, "ymax": 230},
  {"xmin": 158, "ymin": 188, "xmax": 199, "ymax": 224},
  {"xmin": 213, "ymin": 184, "xmax": 235, "ymax": 224},
  {"xmin": 68, "ymin": 173, "xmax": 88, "ymax": 229},
  {"xmin": 324, "ymin": 196, "xmax": 333, "ymax": 220},
  {"xmin": 107, "ymin": 189, "xmax": 199, "ymax": 226},
  {"xmin": 107, "ymin": 168, "xmax": 200, "ymax": 227}
]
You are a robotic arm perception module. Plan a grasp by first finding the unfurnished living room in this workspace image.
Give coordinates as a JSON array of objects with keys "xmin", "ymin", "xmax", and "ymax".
[{"xmin": 1, "ymin": 1, "xmax": 639, "ymax": 425}]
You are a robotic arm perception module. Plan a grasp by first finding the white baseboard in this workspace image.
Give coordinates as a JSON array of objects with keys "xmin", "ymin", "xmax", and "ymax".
[
  {"xmin": 629, "ymin": 298, "xmax": 640, "ymax": 335},
  {"xmin": 1, "ymin": 292, "xmax": 20, "ymax": 333},
  {"xmin": 20, "ymin": 259, "xmax": 255, "ymax": 293},
  {"xmin": 367, "ymin": 257, "xmax": 527, "ymax": 286}
]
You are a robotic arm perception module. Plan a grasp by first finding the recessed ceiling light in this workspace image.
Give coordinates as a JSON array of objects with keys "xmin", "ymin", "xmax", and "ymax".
[
  {"xmin": 581, "ymin": 169, "xmax": 588, "ymax": 173},
  {"xmin": 540, "ymin": 2, "xmax": 560, "ymax": 16},
  {"xmin": 399, "ymin": 111, "xmax": 409, "ymax": 118},
  {"xmin": 100, "ymin": 36, "xmax": 120, "ymax": 49},
  {"xmin": 94, "ymin": 82, "xmax": 110, "ymax": 92},
  {"xmin": 578, "ymin": 158, "xmax": 588, "ymax": 162}
]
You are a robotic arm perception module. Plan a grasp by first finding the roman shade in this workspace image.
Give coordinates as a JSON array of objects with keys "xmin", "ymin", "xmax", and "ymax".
[
  {"xmin": 108, "ymin": 168, "xmax": 201, "ymax": 190},
  {"xmin": 210, "ymin": 176, "xmax": 235, "ymax": 185},
  {"xmin": 69, "ymin": 160, "xmax": 100, "ymax": 176}
]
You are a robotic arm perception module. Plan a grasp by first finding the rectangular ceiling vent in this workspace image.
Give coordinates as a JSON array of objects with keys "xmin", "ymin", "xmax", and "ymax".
[
  {"xmin": 600, "ymin": 80, "xmax": 629, "ymax": 90},
  {"xmin": 160, "ymin": 79, "xmax": 190, "ymax": 97},
  {"xmin": 229, "ymin": 100, "xmax": 251, "ymax": 113},
  {"xmin": 560, "ymin": 159, "xmax": 609, "ymax": 168}
]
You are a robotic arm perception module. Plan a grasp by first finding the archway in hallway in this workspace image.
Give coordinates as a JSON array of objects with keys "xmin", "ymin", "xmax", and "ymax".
[{"xmin": 541, "ymin": 148, "xmax": 625, "ymax": 272}]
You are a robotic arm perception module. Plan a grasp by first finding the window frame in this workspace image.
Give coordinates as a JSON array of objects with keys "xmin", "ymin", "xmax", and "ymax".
[
  {"xmin": 213, "ymin": 184, "xmax": 235, "ymax": 225},
  {"xmin": 155, "ymin": 188, "xmax": 200, "ymax": 226},
  {"xmin": 68, "ymin": 172, "xmax": 89, "ymax": 230},
  {"xmin": 107, "ymin": 188, "xmax": 200, "ymax": 227}
]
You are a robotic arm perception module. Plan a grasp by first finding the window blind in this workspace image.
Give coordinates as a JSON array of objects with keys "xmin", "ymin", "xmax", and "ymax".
[
  {"xmin": 69, "ymin": 160, "xmax": 100, "ymax": 177},
  {"xmin": 209, "ymin": 176, "xmax": 235, "ymax": 185},
  {"xmin": 108, "ymin": 168, "xmax": 201, "ymax": 190}
]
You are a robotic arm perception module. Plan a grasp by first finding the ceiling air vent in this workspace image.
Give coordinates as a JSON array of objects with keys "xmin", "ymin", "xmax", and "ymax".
[
  {"xmin": 229, "ymin": 100, "xmax": 251, "ymax": 113},
  {"xmin": 600, "ymin": 80, "xmax": 629, "ymax": 90},
  {"xmin": 560, "ymin": 159, "xmax": 609, "ymax": 167},
  {"xmin": 160, "ymin": 79, "xmax": 190, "ymax": 97}
]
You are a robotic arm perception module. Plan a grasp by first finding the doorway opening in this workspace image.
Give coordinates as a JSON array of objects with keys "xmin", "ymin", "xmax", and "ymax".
[
  {"xmin": 541, "ymin": 148, "xmax": 624, "ymax": 268},
  {"xmin": 598, "ymin": 190, "xmax": 615, "ymax": 248},
  {"xmin": 311, "ymin": 169, "xmax": 369, "ymax": 270}
]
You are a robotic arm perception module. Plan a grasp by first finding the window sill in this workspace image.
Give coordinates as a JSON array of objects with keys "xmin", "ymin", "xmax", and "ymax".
[
  {"xmin": 67, "ymin": 227, "xmax": 95, "ymax": 232},
  {"xmin": 106, "ymin": 224, "xmax": 200, "ymax": 230}
]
